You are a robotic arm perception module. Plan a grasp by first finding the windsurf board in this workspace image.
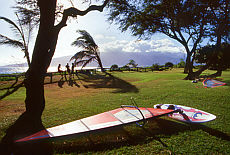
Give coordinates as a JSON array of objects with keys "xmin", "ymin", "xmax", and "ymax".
[
  {"xmin": 15, "ymin": 106, "xmax": 177, "ymax": 143},
  {"xmin": 154, "ymin": 104, "xmax": 216, "ymax": 123}
]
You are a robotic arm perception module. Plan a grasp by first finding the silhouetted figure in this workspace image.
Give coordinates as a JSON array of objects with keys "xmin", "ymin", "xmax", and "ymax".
[
  {"xmin": 66, "ymin": 63, "xmax": 70, "ymax": 74},
  {"xmin": 58, "ymin": 64, "xmax": 64, "ymax": 79},
  {"xmin": 71, "ymin": 63, "xmax": 75, "ymax": 79},
  {"xmin": 58, "ymin": 64, "xmax": 63, "ymax": 73},
  {"xmin": 65, "ymin": 63, "xmax": 71, "ymax": 81},
  {"xmin": 57, "ymin": 64, "xmax": 65, "ymax": 86}
]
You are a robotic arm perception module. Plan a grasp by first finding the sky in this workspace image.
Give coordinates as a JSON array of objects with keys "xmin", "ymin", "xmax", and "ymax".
[{"xmin": 0, "ymin": 0, "xmax": 186, "ymax": 66}]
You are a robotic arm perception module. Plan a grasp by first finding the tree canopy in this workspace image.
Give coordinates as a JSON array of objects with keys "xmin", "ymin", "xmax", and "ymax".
[
  {"xmin": 127, "ymin": 59, "xmax": 138, "ymax": 68},
  {"xmin": 1, "ymin": 0, "xmax": 109, "ymax": 154},
  {"xmin": 195, "ymin": 43, "xmax": 230, "ymax": 71},
  {"xmin": 107, "ymin": 0, "xmax": 229, "ymax": 79},
  {"xmin": 165, "ymin": 62, "xmax": 174, "ymax": 68}
]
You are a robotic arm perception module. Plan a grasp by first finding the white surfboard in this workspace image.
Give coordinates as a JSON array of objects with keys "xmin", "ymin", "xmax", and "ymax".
[{"xmin": 154, "ymin": 104, "xmax": 216, "ymax": 123}]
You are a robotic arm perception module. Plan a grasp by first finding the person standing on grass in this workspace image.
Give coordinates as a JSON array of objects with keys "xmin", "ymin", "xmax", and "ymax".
[
  {"xmin": 58, "ymin": 64, "xmax": 64, "ymax": 78},
  {"xmin": 66, "ymin": 63, "xmax": 70, "ymax": 74},
  {"xmin": 71, "ymin": 63, "xmax": 75, "ymax": 79},
  {"xmin": 65, "ymin": 63, "xmax": 71, "ymax": 81}
]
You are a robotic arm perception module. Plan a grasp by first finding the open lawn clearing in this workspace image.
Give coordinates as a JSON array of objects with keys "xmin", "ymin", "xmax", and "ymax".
[{"xmin": 0, "ymin": 69, "xmax": 230, "ymax": 154}]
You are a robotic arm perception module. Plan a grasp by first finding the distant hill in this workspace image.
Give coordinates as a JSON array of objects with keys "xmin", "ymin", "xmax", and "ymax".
[
  {"xmin": 51, "ymin": 51, "xmax": 185, "ymax": 67},
  {"xmin": 4, "ymin": 51, "xmax": 185, "ymax": 68}
]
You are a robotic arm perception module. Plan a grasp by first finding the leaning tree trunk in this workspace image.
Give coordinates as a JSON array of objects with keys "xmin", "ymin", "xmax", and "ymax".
[
  {"xmin": 96, "ymin": 54, "xmax": 105, "ymax": 72},
  {"xmin": 182, "ymin": 41, "xmax": 195, "ymax": 75},
  {"xmin": 1, "ymin": 1, "xmax": 57, "ymax": 154},
  {"xmin": 184, "ymin": 55, "xmax": 191, "ymax": 74},
  {"xmin": 183, "ymin": 48, "xmax": 196, "ymax": 79},
  {"xmin": 188, "ymin": 22, "xmax": 223, "ymax": 80}
]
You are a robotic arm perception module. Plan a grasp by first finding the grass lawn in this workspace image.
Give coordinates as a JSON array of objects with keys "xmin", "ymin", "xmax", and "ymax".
[{"xmin": 0, "ymin": 68, "xmax": 230, "ymax": 154}]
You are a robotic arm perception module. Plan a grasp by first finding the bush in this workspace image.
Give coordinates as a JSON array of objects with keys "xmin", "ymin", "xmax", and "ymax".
[
  {"xmin": 165, "ymin": 62, "xmax": 174, "ymax": 68},
  {"xmin": 110, "ymin": 64, "xmax": 119, "ymax": 71},
  {"xmin": 177, "ymin": 59, "xmax": 185, "ymax": 68},
  {"xmin": 152, "ymin": 63, "xmax": 160, "ymax": 71}
]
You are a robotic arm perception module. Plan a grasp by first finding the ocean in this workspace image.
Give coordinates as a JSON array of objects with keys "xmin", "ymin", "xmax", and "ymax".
[
  {"xmin": 0, "ymin": 66, "xmax": 100, "ymax": 74},
  {"xmin": 0, "ymin": 66, "xmax": 28, "ymax": 74}
]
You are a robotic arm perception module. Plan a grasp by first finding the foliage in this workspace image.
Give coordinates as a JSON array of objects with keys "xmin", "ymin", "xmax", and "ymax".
[
  {"xmin": 202, "ymin": 0, "xmax": 229, "ymax": 44},
  {"xmin": 165, "ymin": 62, "xmax": 174, "ymax": 68},
  {"xmin": 177, "ymin": 59, "xmax": 186, "ymax": 68},
  {"xmin": 127, "ymin": 59, "xmax": 138, "ymax": 68},
  {"xmin": 122, "ymin": 65, "xmax": 130, "ymax": 70},
  {"xmin": 70, "ymin": 30, "xmax": 104, "ymax": 71},
  {"xmin": 108, "ymin": 0, "xmax": 229, "ymax": 77},
  {"xmin": 0, "ymin": 14, "xmax": 34, "ymax": 66},
  {"xmin": 195, "ymin": 43, "xmax": 230, "ymax": 70},
  {"xmin": 108, "ymin": 0, "xmax": 212, "ymax": 73},
  {"xmin": 152, "ymin": 63, "xmax": 160, "ymax": 71},
  {"xmin": 110, "ymin": 64, "xmax": 119, "ymax": 71}
]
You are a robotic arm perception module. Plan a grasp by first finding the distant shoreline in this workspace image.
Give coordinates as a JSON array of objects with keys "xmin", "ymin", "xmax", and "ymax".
[{"xmin": 0, "ymin": 66, "xmax": 103, "ymax": 75}]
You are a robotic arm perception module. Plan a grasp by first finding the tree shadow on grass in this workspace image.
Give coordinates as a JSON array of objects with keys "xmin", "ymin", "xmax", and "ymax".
[
  {"xmin": 0, "ymin": 112, "xmax": 54, "ymax": 154},
  {"xmin": 154, "ymin": 119, "xmax": 230, "ymax": 141},
  {"xmin": 54, "ymin": 118, "xmax": 229, "ymax": 154},
  {"xmin": 0, "ymin": 81, "xmax": 24, "ymax": 100},
  {"xmin": 57, "ymin": 75, "xmax": 81, "ymax": 88},
  {"xmin": 80, "ymin": 72, "xmax": 139, "ymax": 93},
  {"xmin": 222, "ymin": 80, "xmax": 230, "ymax": 87}
]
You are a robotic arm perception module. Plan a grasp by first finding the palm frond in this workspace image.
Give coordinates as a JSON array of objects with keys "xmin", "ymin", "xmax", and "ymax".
[
  {"xmin": 0, "ymin": 34, "xmax": 24, "ymax": 48},
  {"xmin": 73, "ymin": 57, "xmax": 96, "ymax": 69},
  {"xmin": 69, "ymin": 50, "xmax": 93, "ymax": 61},
  {"xmin": 0, "ymin": 16, "xmax": 22, "ymax": 37},
  {"xmin": 82, "ymin": 57, "xmax": 96, "ymax": 68},
  {"xmin": 71, "ymin": 40, "xmax": 88, "ymax": 49},
  {"xmin": 71, "ymin": 30, "xmax": 102, "ymax": 69},
  {"xmin": 76, "ymin": 30, "xmax": 97, "ymax": 47},
  {"xmin": 74, "ymin": 60, "xmax": 89, "ymax": 67},
  {"xmin": 13, "ymin": 6, "xmax": 40, "ymax": 26}
]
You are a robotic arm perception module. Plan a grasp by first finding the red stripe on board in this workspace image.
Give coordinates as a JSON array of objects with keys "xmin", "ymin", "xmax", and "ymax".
[
  {"xmin": 81, "ymin": 111, "xmax": 118, "ymax": 126},
  {"xmin": 15, "ymin": 130, "xmax": 50, "ymax": 142}
]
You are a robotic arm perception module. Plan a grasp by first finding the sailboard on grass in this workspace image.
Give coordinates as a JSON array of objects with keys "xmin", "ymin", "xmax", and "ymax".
[
  {"xmin": 15, "ymin": 104, "xmax": 216, "ymax": 143},
  {"xmin": 154, "ymin": 104, "xmax": 216, "ymax": 123},
  {"xmin": 203, "ymin": 79, "xmax": 226, "ymax": 88}
]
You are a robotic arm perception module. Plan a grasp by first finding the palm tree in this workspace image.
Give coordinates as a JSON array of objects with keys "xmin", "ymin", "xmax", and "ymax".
[
  {"xmin": 127, "ymin": 59, "xmax": 138, "ymax": 68},
  {"xmin": 70, "ymin": 30, "xmax": 104, "ymax": 72},
  {"xmin": 0, "ymin": 14, "xmax": 33, "ymax": 67}
]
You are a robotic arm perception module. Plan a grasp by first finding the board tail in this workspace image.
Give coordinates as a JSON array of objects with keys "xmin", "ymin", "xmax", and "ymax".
[{"xmin": 154, "ymin": 104, "xmax": 216, "ymax": 123}]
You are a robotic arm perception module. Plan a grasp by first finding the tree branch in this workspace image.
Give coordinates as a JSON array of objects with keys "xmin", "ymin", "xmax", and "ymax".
[
  {"xmin": 55, "ymin": 0, "xmax": 110, "ymax": 30},
  {"xmin": 190, "ymin": 22, "xmax": 204, "ymax": 53}
]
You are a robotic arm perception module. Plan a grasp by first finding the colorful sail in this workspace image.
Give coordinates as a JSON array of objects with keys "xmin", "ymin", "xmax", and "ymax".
[{"xmin": 203, "ymin": 79, "xmax": 226, "ymax": 88}]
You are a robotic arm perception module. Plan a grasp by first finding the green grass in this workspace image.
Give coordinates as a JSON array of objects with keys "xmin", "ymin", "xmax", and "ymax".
[{"xmin": 0, "ymin": 69, "xmax": 230, "ymax": 154}]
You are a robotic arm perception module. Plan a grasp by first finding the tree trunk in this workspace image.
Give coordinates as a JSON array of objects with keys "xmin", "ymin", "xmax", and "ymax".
[
  {"xmin": 0, "ymin": 0, "xmax": 57, "ymax": 154},
  {"xmin": 0, "ymin": 71, "xmax": 51, "ymax": 153},
  {"xmin": 184, "ymin": 56, "xmax": 190, "ymax": 74},
  {"xmin": 188, "ymin": 27, "xmax": 223, "ymax": 80},
  {"xmin": 183, "ymin": 51, "xmax": 195, "ymax": 79},
  {"xmin": 183, "ymin": 44, "xmax": 194, "ymax": 75},
  {"xmin": 211, "ymin": 69, "xmax": 222, "ymax": 77},
  {"xmin": 96, "ymin": 54, "xmax": 105, "ymax": 72}
]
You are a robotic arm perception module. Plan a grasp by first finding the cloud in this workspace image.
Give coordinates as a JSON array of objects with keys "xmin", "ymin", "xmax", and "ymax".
[
  {"xmin": 94, "ymin": 34, "xmax": 116, "ymax": 41},
  {"xmin": 100, "ymin": 38, "xmax": 185, "ymax": 54},
  {"xmin": 48, "ymin": 37, "xmax": 186, "ymax": 68}
]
